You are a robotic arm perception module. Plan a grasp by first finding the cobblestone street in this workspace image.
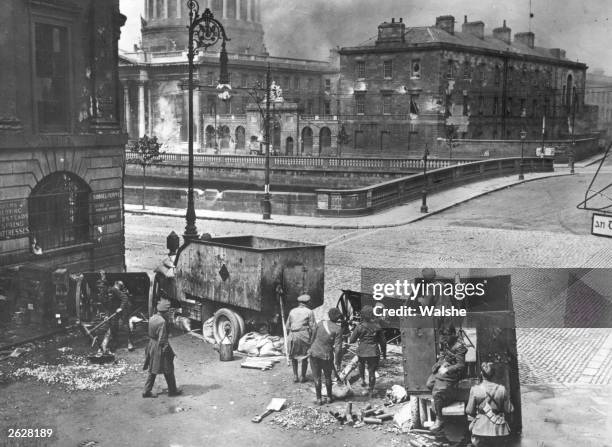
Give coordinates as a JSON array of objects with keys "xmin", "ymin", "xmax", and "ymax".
[{"xmin": 127, "ymin": 171, "xmax": 612, "ymax": 389}]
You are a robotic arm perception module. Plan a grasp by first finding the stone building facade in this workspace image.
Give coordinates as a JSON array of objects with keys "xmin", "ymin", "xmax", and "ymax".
[
  {"xmin": 0, "ymin": 0, "xmax": 128, "ymax": 274},
  {"xmin": 585, "ymin": 69, "xmax": 612, "ymax": 143},
  {"xmin": 119, "ymin": 0, "xmax": 340, "ymax": 156},
  {"xmin": 337, "ymin": 15, "xmax": 590, "ymax": 157}
]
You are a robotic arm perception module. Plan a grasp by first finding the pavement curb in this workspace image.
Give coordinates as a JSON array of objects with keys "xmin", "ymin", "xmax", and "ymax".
[{"xmin": 126, "ymin": 172, "xmax": 572, "ymax": 230}]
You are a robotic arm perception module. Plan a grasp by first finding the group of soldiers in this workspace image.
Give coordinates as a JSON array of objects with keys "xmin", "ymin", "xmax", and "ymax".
[{"xmin": 285, "ymin": 294, "xmax": 386, "ymax": 406}]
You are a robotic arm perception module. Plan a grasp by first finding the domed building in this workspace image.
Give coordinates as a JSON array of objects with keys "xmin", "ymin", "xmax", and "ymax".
[{"xmin": 119, "ymin": 0, "xmax": 340, "ymax": 156}]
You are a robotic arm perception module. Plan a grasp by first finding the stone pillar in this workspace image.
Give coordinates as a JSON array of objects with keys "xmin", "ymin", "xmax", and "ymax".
[
  {"xmin": 177, "ymin": 0, "xmax": 182, "ymax": 18},
  {"xmin": 247, "ymin": 0, "xmax": 252, "ymax": 21},
  {"xmin": 0, "ymin": 0, "xmax": 21, "ymax": 131},
  {"xmin": 163, "ymin": 0, "xmax": 168, "ymax": 19},
  {"xmin": 124, "ymin": 83, "xmax": 131, "ymax": 136},
  {"xmin": 144, "ymin": 0, "xmax": 149, "ymax": 20},
  {"xmin": 236, "ymin": 0, "xmax": 241, "ymax": 19},
  {"xmin": 153, "ymin": 0, "xmax": 158, "ymax": 18},
  {"xmin": 138, "ymin": 83, "xmax": 146, "ymax": 137},
  {"xmin": 222, "ymin": 0, "xmax": 228, "ymax": 18}
]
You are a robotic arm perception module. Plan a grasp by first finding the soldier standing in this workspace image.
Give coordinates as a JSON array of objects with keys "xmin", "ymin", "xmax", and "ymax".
[
  {"xmin": 142, "ymin": 299, "xmax": 182, "ymax": 398},
  {"xmin": 286, "ymin": 294, "xmax": 316, "ymax": 383}
]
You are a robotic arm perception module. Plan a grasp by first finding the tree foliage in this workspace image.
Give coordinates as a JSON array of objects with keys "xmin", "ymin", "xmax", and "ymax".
[{"xmin": 128, "ymin": 135, "xmax": 164, "ymax": 167}]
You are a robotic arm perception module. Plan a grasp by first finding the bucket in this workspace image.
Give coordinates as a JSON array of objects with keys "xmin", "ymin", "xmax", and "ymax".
[{"xmin": 219, "ymin": 333, "xmax": 234, "ymax": 362}]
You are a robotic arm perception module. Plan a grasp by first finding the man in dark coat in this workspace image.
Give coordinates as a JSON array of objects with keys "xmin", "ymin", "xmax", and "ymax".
[
  {"xmin": 349, "ymin": 305, "xmax": 386, "ymax": 398},
  {"xmin": 142, "ymin": 299, "xmax": 181, "ymax": 398},
  {"xmin": 308, "ymin": 308, "xmax": 344, "ymax": 405},
  {"xmin": 428, "ymin": 325, "xmax": 467, "ymax": 434}
]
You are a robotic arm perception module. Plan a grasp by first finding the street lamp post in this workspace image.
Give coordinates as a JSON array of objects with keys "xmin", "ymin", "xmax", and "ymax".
[
  {"xmin": 184, "ymin": 1, "xmax": 230, "ymax": 241},
  {"xmin": 421, "ymin": 144, "xmax": 429, "ymax": 213},
  {"xmin": 519, "ymin": 129, "xmax": 527, "ymax": 180},
  {"xmin": 261, "ymin": 64, "xmax": 272, "ymax": 220}
]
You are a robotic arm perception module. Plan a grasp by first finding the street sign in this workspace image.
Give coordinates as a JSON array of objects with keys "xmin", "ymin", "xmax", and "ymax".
[{"xmin": 591, "ymin": 213, "xmax": 612, "ymax": 238}]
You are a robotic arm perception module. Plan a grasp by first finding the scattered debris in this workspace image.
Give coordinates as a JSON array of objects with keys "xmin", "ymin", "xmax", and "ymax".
[
  {"xmin": 269, "ymin": 402, "xmax": 337, "ymax": 434},
  {"xmin": 252, "ymin": 397, "xmax": 286, "ymax": 423},
  {"xmin": 79, "ymin": 441, "xmax": 99, "ymax": 447},
  {"xmin": 57, "ymin": 347, "xmax": 73, "ymax": 353},
  {"xmin": 11, "ymin": 352, "xmax": 136, "ymax": 391}
]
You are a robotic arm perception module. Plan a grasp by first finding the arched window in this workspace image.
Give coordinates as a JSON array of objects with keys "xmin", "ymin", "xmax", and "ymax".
[
  {"xmin": 319, "ymin": 127, "xmax": 331, "ymax": 155},
  {"xmin": 567, "ymin": 74, "xmax": 574, "ymax": 109},
  {"xmin": 28, "ymin": 172, "xmax": 91, "ymax": 250},
  {"xmin": 219, "ymin": 125, "xmax": 231, "ymax": 150},
  {"xmin": 302, "ymin": 127, "xmax": 313, "ymax": 154},
  {"xmin": 235, "ymin": 126, "xmax": 246, "ymax": 150},
  {"xmin": 286, "ymin": 137, "xmax": 294, "ymax": 155},
  {"xmin": 205, "ymin": 125, "xmax": 216, "ymax": 148}
]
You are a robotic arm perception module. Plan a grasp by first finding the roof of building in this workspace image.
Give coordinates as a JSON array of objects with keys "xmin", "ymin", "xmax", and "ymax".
[{"xmin": 341, "ymin": 22, "xmax": 585, "ymax": 68}]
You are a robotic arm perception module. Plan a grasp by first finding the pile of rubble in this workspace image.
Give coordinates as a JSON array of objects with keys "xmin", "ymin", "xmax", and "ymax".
[
  {"xmin": 269, "ymin": 402, "xmax": 338, "ymax": 435},
  {"xmin": 11, "ymin": 350, "xmax": 136, "ymax": 391}
]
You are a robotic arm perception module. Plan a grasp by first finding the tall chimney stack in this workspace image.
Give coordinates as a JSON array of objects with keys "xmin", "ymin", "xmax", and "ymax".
[{"xmin": 492, "ymin": 20, "xmax": 511, "ymax": 44}]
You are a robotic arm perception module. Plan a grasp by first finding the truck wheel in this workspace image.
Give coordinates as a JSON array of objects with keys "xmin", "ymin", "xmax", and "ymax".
[{"xmin": 213, "ymin": 308, "xmax": 244, "ymax": 348}]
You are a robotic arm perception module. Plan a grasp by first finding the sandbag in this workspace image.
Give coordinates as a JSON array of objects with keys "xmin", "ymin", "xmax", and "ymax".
[{"xmin": 238, "ymin": 332, "xmax": 285, "ymax": 356}]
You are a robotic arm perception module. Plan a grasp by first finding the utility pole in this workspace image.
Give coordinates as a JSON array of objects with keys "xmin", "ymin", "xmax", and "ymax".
[{"xmin": 261, "ymin": 63, "xmax": 272, "ymax": 219}]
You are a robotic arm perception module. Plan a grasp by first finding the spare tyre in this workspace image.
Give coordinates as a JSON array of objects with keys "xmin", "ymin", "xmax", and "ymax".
[{"xmin": 212, "ymin": 308, "xmax": 244, "ymax": 349}]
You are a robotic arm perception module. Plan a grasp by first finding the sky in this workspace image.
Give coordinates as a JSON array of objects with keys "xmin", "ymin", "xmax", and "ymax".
[{"xmin": 119, "ymin": 0, "xmax": 612, "ymax": 74}]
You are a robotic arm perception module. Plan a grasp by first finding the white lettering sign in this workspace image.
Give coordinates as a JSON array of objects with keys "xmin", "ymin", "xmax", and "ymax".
[{"xmin": 592, "ymin": 213, "xmax": 612, "ymax": 238}]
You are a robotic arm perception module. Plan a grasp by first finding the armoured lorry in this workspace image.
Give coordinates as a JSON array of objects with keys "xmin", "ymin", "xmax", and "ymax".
[{"xmin": 154, "ymin": 235, "xmax": 325, "ymax": 347}]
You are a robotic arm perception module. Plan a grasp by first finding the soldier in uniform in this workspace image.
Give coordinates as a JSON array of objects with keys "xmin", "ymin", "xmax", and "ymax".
[
  {"xmin": 142, "ymin": 299, "xmax": 181, "ymax": 398},
  {"xmin": 286, "ymin": 294, "xmax": 316, "ymax": 383},
  {"xmin": 466, "ymin": 362, "xmax": 514, "ymax": 446},
  {"xmin": 428, "ymin": 325, "xmax": 467, "ymax": 434},
  {"xmin": 101, "ymin": 280, "xmax": 134, "ymax": 352}
]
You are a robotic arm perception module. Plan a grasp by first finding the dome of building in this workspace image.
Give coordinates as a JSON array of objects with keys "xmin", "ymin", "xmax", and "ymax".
[{"xmin": 141, "ymin": 0, "xmax": 267, "ymax": 55}]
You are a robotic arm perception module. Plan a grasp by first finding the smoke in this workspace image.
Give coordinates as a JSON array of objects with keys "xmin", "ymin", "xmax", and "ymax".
[{"xmin": 120, "ymin": 0, "xmax": 612, "ymax": 73}]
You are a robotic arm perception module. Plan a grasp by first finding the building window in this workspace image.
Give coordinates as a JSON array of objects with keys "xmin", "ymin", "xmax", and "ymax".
[
  {"xmin": 478, "ymin": 96, "xmax": 484, "ymax": 115},
  {"xmin": 507, "ymin": 97, "xmax": 513, "ymax": 116},
  {"xmin": 241, "ymin": 96, "xmax": 248, "ymax": 113},
  {"xmin": 520, "ymin": 98, "xmax": 526, "ymax": 116},
  {"xmin": 307, "ymin": 99, "xmax": 314, "ymax": 115},
  {"xmin": 325, "ymin": 79, "xmax": 331, "ymax": 91},
  {"xmin": 508, "ymin": 66, "xmax": 514, "ymax": 83},
  {"xmin": 532, "ymin": 99, "xmax": 538, "ymax": 116},
  {"xmin": 208, "ymin": 71, "xmax": 215, "ymax": 86},
  {"xmin": 480, "ymin": 65, "xmax": 486, "ymax": 83},
  {"xmin": 411, "ymin": 60, "xmax": 421, "ymax": 79},
  {"xmin": 35, "ymin": 23, "xmax": 69, "ymax": 132},
  {"xmin": 241, "ymin": 75, "xmax": 249, "ymax": 88},
  {"xmin": 355, "ymin": 94, "xmax": 365, "ymax": 114},
  {"xmin": 356, "ymin": 61, "xmax": 366, "ymax": 79},
  {"xmin": 463, "ymin": 94, "xmax": 469, "ymax": 116},
  {"xmin": 463, "ymin": 61, "xmax": 471, "ymax": 80},
  {"xmin": 354, "ymin": 130, "xmax": 365, "ymax": 149},
  {"xmin": 28, "ymin": 172, "xmax": 91, "ymax": 250},
  {"xmin": 382, "ymin": 95, "xmax": 392, "ymax": 114},
  {"xmin": 383, "ymin": 60, "xmax": 393, "ymax": 79},
  {"xmin": 307, "ymin": 78, "xmax": 313, "ymax": 90},
  {"xmin": 446, "ymin": 60, "xmax": 455, "ymax": 79},
  {"xmin": 324, "ymin": 100, "xmax": 331, "ymax": 115},
  {"xmin": 410, "ymin": 94, "xmax": 419, "ymax": 115},
  {"xmin": 493, "ymin": 97, "xmax": 499, "ymax": 115},
  {"xmin": 494, "ymin": 65, "xmax": 501, "ymax": 86},
  {"xmin": 294, "ymin": 76, "xmax": 300, "ymax": 89}
]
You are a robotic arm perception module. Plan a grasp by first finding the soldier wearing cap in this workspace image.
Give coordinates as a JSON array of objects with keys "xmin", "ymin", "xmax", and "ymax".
[
  {"xmin": 466, "ymin": 362, "xmax": 514, "ymax": 446},
  {"xmin": 142, "ymin": 299, "xmax": 181, "ymax": 398},
  {"xmin": 349, "ymin": 305, "xmax": 386, "ymax": 398},
  {"xmin": 286, "ymin": 294, "xmax": 316, "ymax": 383}
]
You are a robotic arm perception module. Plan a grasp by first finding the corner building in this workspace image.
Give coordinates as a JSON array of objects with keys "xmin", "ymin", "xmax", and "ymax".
[{"xmin": 0, "ymin": 0, "xmax": 128, "ymax": 274}]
